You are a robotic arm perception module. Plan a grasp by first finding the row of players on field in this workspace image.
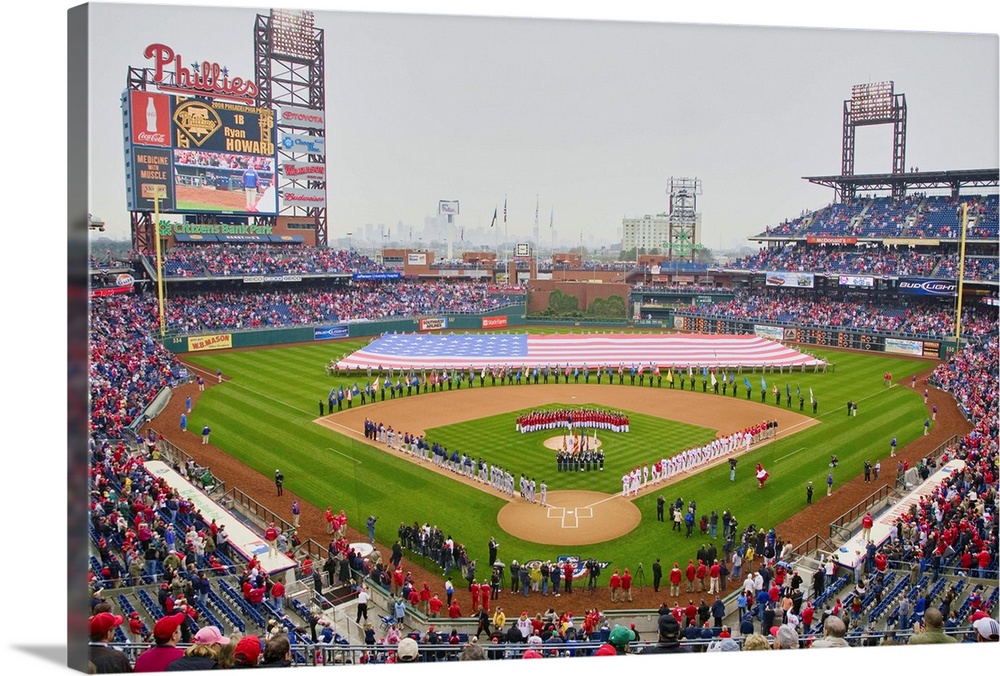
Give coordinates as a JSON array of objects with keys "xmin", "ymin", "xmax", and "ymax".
[
  {"xmin": 362, "ymin": 417, "xmax": 778, "ymax": 501},
  {"xmin": 363, "ymin": 418, "xmax": 549, "ymax": 504},
  {"xmin": 332, "ymin": 361, "xmax": 802, "ymax": 386},
  {"xmin": 621, "ymin": 420, "xmax": 778, "ymax": 497},
  {"xmin": 516, "ymin": 408, "xmax": 630, "ymax": 434}
]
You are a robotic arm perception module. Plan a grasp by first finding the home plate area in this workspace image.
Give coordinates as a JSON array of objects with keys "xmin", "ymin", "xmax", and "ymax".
[
  {"xmin": 546, "ymin": 504, "xmax": 594, "ymax": 528},
  {"xmin": 497, "ymin": 490, "xmax": 641, "ymax": 546}
]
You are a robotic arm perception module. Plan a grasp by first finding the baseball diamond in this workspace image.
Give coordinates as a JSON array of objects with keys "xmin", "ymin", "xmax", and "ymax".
[{"xmin": 76, "ymin": 7, "xmax": 999, "ymax": 674}]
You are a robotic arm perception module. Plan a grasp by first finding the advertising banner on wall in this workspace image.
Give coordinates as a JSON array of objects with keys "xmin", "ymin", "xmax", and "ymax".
[
  {"xmin": 754, "ymin": 325, "xmax": 784, "ymax": 342},
  {"xmin": 407, "ymin": 253, "xmax": 428, "ymax": 266},
  {"xmin": 419, "ymin": 317, "xmax": 448, "ymax": 331},
  {"xmin": 885, "ymin": 338, "xmax": 923, "ymax": 356},
  {"xmin": 806, "ymin": 237, "xmax": 857, "ymax": 245},
  {"xmin": 764, "ymin": 271, "xmax": 815, "ymax": 288},
  {"xmin": 188, "ymin": 334, "xmax": 233, "ymax": 352},
  {"xmin": 279, "ymin": 105, "xmax": 325, "ymax": 130},
  {"xmin": 314, "ymin": 326, "xmax": 349, "ymax": 341},
  {"xmin": 352, "ymin": 271, "xmax": 401, "ymax": 281},
  {"xmin": 922, "ymin": 341, "xmax": 941, "ymax": 358},
  {"xmin": 898, "ymin": 278, "xmax": 957, "ymax": 296},
  {"xmin": 884, "ymin": 238, "xmax": 940, "ymax": 247},
  {"xmin": 839, "ymin": 275, "xmax": 875, "ymax": 288},
  {"xmin": 482, "ymin": 316, "xmax": 508, "ymax": 329},
  {"xmin": 280, "ymin": 161, "xmax": 325, "ymax": 179},
  {"xmin": 281, "ymin": 187, "xmax": 326, "ymax": 207},
  {"xmin": 280, "ymin": 132, "xmax": 326, "ymax": 155}
]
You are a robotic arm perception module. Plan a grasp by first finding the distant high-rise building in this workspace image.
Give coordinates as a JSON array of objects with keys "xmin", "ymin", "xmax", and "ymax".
[{"xmin": 621, "ymin": 214, "xmax": 670, "ymax": 253}]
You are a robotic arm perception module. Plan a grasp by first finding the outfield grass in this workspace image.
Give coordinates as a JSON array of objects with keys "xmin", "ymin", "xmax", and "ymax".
[{"xmin": 182, "ymin": 337, "xmax": 932, "ymax": 571}]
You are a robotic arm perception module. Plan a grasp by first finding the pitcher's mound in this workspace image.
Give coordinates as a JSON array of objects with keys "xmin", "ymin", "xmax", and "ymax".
[
  {"xmin": 541, "ymin": 436, "xmax": 604, "ymax": 451},
  {"xmin": 497, "ymin": 490, "xmax": 641, "ymax": 546}
]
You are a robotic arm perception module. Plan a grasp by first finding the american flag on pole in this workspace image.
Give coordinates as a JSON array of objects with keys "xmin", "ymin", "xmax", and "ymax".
[{"xmin": 335, "ymin": 334, "xmax": 825, "ymax": 371}]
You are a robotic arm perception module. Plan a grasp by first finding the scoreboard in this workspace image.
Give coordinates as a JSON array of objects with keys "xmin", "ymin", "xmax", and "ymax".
[{"xmin": 124, "ymin": 90, "xmax": 277, "ymax": 215}]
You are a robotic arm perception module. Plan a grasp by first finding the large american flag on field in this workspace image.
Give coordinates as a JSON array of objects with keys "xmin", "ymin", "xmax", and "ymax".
[{"xmin": 334, "ymin": 333, "xmax": 824, "ymax": 370}]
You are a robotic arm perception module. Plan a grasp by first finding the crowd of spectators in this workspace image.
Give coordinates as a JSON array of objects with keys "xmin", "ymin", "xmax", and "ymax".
[
  {"xmin": 727, "ymin": 244, "xmax": 942, "ymax": 277},
  {"xmin": 161, "ymin": 281, "xmax": 519, "ymax": 333},
  {"xmin": 89, "ymin": 295, "xmax": 186, "ymax": 438},
  {"xmin": 155, "ymin": 244, "xmax": 389, "ymax": 277},
  {"xmin": 678, "ymin": 290, "xmax": 998, "ymax": 339},
  {"xmin": 634, "ymin": 283, "xmax": 731, "ymax": 294},
  {"xmin": 753, "ymin": 193, "xmax": 998, "ymax": 240},
  {"xmin": 935, "ymin": 255, "xmax": 1000, "ymax": 282},
  {"xmin": 174, "ymin": 151, "xmax": 273, "ymax": 172},
  {"xmin": 725, "ymin": 244, "xmax": 999, "ymax": 282},
  {"xmin": 931, "ymin": 336, "xmax": 999, "ymax": 433}
]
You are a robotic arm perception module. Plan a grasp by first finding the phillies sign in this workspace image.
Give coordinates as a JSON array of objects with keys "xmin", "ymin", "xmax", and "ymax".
[{"xmin": 143, "ymin": 43, "xmax": 259, "ymax": 104}]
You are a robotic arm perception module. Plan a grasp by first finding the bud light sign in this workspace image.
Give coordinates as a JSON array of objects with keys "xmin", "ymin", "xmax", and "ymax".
[
  {"xmin": 898, "ymin": 278, "xmax": 957, "ymax": 297},
  {"xmin": 314, "ymin": 326, "xmax": 349, "ymax": 341}
]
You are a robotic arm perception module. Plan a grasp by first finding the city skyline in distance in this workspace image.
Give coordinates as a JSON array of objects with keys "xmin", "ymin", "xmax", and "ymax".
[{"xmin": 87, "ymin": 3, "xmax": 998, "ymax": 257}]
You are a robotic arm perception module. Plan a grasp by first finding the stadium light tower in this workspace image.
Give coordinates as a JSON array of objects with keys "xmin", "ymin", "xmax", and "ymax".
[
  {"xmin": 841, "ymin": 81, "xmax": 907, "ymax": 201},
  {"xmin": 665, "ymin": 177, "xmax": 703, "ymax": 262},
  {"xmin": 255, "ymin": 9, "xmax": 328, "ymax": 245}
]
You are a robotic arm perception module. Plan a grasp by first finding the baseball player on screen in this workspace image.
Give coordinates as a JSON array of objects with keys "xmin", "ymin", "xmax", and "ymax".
[{"xmin": 242, "ymin": 164, "xmax": 259, "ymax": 210}]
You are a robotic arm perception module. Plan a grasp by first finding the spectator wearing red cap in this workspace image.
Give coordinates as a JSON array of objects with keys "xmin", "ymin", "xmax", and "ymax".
[
  {"xmin": 428, "ymin": 592, "xmax": 444, "ymax": 617},
  {"xmin": 270, "ymin": 580, "xmax": 285, "ymax": 612},
  {"xmin": 669, "ymin": 562, "xmax": 682, "ymax": 597},
  {"xmin": 133, "ymin": 613, "xmax": 186, "ymax": 672},
  {"xmin": 88, "ymin": 612, "xmax": 131, "ymax": 673},
  {"xmin": 685, "ymin": 560, "xmax": 696, "ymax": 592},
  {"xmin": 233, "ymin": 635, "xmax": 262, "ymax": 668},
  {"xmin": 127, "ymin": 612, "xmax": 146, "ymax": 643},
  {"xmin": 264, "ymin": 523, "xmax": 279, "ymax": 558},
  {"xmin": 608, "ymin": 569, "xmax": 621, "ymax": 602}
]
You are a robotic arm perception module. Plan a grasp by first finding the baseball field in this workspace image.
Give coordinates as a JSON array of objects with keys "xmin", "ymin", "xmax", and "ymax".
[{"xmin": 168, "ymin": 329, "xmax": 936, "ymax": 576}]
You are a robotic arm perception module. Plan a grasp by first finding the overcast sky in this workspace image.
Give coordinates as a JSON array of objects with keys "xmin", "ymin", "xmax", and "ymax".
[{"xmin": 83, "ymin": 1, "xmax": 998, "ymax": 251}]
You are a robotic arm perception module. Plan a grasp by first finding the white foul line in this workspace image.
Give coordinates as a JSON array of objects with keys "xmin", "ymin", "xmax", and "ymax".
[{"xmin": 776, "ymin": 447, "xmax": 807, "ymax": 462}]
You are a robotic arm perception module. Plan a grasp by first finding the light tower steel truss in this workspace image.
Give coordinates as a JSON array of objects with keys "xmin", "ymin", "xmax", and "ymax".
[
  {"xmin": 841, "ymin": 81, "xmax": 907, "ymax": 202},
  {"xmin": 666, "ymin": 177, "xmax": 702, "ymax": 261},
  {"xmin": 254, "ymin": 9, "xmax": 328, "ymax": 246}
]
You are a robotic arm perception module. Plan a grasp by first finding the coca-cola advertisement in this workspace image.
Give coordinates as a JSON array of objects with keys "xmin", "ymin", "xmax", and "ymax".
[{"xmin": 130, "ymin": 91, "xmax": 170, "ymax": 147}]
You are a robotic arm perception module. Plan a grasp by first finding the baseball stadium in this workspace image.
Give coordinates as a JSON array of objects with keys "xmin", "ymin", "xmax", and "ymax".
[{"xmin": 77, "ymin": 6, "xmax": 998, "ymax": 673}]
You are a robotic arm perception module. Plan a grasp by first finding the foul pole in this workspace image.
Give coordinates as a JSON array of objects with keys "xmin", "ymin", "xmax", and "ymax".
[{"xmin": 954, "ymin": 202, "xmax": 969, "ymax": 344}]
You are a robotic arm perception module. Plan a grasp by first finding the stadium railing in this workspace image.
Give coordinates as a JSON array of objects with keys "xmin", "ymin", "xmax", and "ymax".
[
  {"xmin": 828, "ymin": 484, "xmax": 900, "ymax": 541},
  {"xmin": 153, "ymin": 433, "xmax": 228, "ymax": 496},
  {"xmin": 103, "ymin": 624, "xmax": 983, "ymax": 665}
]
